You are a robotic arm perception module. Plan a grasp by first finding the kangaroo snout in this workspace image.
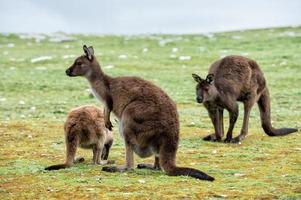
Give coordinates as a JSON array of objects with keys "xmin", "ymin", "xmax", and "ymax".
[
  {"xmin": 196, "ymin": 97, "xmax": 203, "ymax": 103},
  {"xmin": 65, "ymin": 68, "xmax": 72, "ymax": 76}
]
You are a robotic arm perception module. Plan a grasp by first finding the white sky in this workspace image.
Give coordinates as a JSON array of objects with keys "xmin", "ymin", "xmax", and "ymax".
[{"xmin": 0, "ymin": 0, "xmax": 300, "ymax": 34}]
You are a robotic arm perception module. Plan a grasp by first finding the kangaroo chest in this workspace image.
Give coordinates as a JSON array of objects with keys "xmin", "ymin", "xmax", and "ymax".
[{"xmin": 91, "ymin": 88, "xmax": 106, "ymax": 106}]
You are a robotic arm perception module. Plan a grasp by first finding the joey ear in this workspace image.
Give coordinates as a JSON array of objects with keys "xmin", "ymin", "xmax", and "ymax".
[
  {"xmin": 83, "ymin": 45, "xmax": 94, "ymax": 61},
  {"xmin": 206, "ymin": 74, "xmax": 214, "ymax": 84},
  {"xmin": 192, "ymin": 73, "xmax": 203, "ymax": 83}
]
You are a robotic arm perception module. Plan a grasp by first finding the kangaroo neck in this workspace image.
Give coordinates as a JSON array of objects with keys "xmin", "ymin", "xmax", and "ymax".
[
  {"xmin": 85, "ymin": 63, "xmax": 112, "ymax": 105},
  {"xmin": 85, "ymin": 61, "xmax": 104, "ymax": 82}
]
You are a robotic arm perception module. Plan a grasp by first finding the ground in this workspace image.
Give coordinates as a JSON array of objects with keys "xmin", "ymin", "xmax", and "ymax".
[{"xmin": 0, "ymin": 27, "xmax": 300, "ymax": 199}]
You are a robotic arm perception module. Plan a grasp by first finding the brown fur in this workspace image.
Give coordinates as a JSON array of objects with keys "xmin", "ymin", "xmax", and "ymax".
[
  {"xmin": 45, "ymin": 105, "xmax": 113, "ymax": 170},
  {"xmin": 192, "ymin": 55, "xmax": 297, "ymax": 143},
  {"xmin": 64, "ymin": 45, "xmax": 214, "ymax": 181}
]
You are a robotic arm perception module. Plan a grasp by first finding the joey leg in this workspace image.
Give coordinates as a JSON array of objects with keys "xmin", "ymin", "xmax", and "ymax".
[
  {"xmin": 93, "ymin": 143, "xmax": 111, "ymax": 165},
  {"xmin": 65, "ymin": 135, "xmax": 79, "ymax": 166},
  {"xmin": 101, "ymin": 139, "xmax": 113, "ymax": 160},
  {"xmin": 100, "ymin": 140, "xmax": 115, "ymax": 164},
  {"xmin": 92, "ymin": 145, "xmax": 102, "ymax": 164},
  {"xmin": 92, "ymin": 146, "xmax": 97, "ymax": 164}
]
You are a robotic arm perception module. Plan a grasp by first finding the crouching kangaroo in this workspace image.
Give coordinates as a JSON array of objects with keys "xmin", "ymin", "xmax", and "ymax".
[
  {"xmin": 192, "ymin": 55, "xmax": 297, "ymax": 144},
  {"xmin": 45, "ymin": 105, "xmax": 113, "ymax": 170},
  {"xmin": 64, "ymin": 45, "xmax": 214, "ymax": 181}
]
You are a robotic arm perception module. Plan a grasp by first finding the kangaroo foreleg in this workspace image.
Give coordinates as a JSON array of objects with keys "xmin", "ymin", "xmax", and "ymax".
[{"xmin": 104, "ymin": 107, "xmax": 113, "ymax": 131}]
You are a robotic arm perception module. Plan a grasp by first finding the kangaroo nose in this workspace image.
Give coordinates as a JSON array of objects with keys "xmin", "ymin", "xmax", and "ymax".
[
  {"xmin": 65, "ymin": 68, "xmax": 71, "ymax": 76},
  {"xmin": 196, "ymin": 97, "xmax": 203, "ymax": 103}
]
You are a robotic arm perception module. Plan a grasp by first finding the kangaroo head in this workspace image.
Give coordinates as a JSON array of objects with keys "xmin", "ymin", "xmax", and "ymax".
[
  {"xmin": 192, "ymin": 73, "xmax": 216, "ymax": 103},
  {"xmin": 65, "ymin": 45, "xmax": 97, "ymax": 77}
]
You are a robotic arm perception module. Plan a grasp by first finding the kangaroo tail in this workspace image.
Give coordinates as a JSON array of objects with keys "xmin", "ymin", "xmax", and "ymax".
[
  {"xmin": 45, "ymin": 124, "xmax": 80, "ymax": 171},
  {"xmin": 258, "ymin": 88, "xmax": 298, "ymax": 136},
  {"xmin": 159, "ymin": 140, "xmax": 214, "ymax": 181},
  {"xmin": 45, "ymin": 164, "xmax": 69, "ymax": 171},
  {"xmin": 164, "ymin": 166, "xmax": 215, "ymax": 181}
]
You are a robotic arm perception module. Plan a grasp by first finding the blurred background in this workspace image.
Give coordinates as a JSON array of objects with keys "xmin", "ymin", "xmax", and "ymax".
[{"xmin": 0, "ymin": 0, "xmax": 300, "ymax": 34}]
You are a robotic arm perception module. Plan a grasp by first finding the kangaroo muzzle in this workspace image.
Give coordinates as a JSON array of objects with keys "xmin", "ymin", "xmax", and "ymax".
[
  {"xmin": 196, "ymin": 96, "xmax": 203, "ymax": 103},
  {"xmin": 65, "ymin": 68, "xmax": 72, "ymax": 76}
]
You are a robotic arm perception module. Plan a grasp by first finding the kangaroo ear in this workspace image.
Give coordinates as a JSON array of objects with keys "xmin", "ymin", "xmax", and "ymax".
[
  {"xmin": 192, "ymin": 73, "xmax": 203, "ymax": 83},
  {"xmin": 206, "ymin": 74, "xmax": 214, "ymax": 84},
  {"xmin": 83, "ymin": 45, "xmax": 94, "ymax": 61},
  {"xmin": 88, "ymin": 46, "xmax": 94, "ymax": 55}
]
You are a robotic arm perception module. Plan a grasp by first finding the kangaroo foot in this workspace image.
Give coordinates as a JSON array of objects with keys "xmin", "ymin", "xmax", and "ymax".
[
  {"xmin": 106, "ymin": 160, "xmax": 115, "ymax": 165},
  {"xmin": 203, "ymin": 134, "xmax": 222, "ymax": 142},
  {"xmin": 102, "ymin": 165, "xmax": 133, "ymax": 173},
  {"xmin": 96, "ymin": 160, "xmax": 115, "ymax": 165},
  {"xmin": 224, "ymin": 136, "xmax": 232, "ymax": 143},
  {"xmin": 230, "ymin": 136, "xmax": 244, "ymax": 144},
  {"xmin": 74, "ymin": 157, "xmax": 85, "ymax": 163},
  {"xmin": 95, "ymin": 160, "xmax": 108, "ymax": 165},
  {"xmin": 137, "ymin": 163, "xmax": 161, "ymax": 171}
]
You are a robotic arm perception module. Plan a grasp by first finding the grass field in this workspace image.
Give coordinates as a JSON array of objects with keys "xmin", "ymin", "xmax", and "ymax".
[{"xmin": 0, "ymin": 27, "xmax": 300, "ymax": 199}]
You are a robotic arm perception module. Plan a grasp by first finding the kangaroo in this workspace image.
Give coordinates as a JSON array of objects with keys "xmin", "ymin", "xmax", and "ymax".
[
  {"xmin": 192, "ymin": 55, "xmax": 297, "ymax": 143},
  {"xmin": 64, "ymin": 45, "xmax": 214, "ymax": 181},
  {"xmin": 45, "ymin": 105, "xmax": 114, "ymax": 170}
]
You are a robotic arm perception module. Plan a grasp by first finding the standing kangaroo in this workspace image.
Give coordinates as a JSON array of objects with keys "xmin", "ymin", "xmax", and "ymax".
[
  {"xmin": 45, "ymin": 105, "xmax": 113, "ymax": 170},
  {"xmin": 64, "ymin": 45, "xmax": 214, "ymax": 181},
  {"xmin": 192, "ymin": 55, "xmax": 297, "ymax": 143}
]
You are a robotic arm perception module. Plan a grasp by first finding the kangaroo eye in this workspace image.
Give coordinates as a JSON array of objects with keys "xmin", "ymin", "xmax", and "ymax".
[
  {"xmin": 76, "ymin": 62, "xmax": 82, "ymax": 65},
  {"xmin": 204, "ymin": 86, "xmax": 210, "ymax": 92}
]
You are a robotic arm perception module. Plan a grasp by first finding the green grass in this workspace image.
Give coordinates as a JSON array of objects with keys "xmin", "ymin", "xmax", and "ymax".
[{"xmin": 0, "ymin": 27, "xmax": 300, "ymax": 199}]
